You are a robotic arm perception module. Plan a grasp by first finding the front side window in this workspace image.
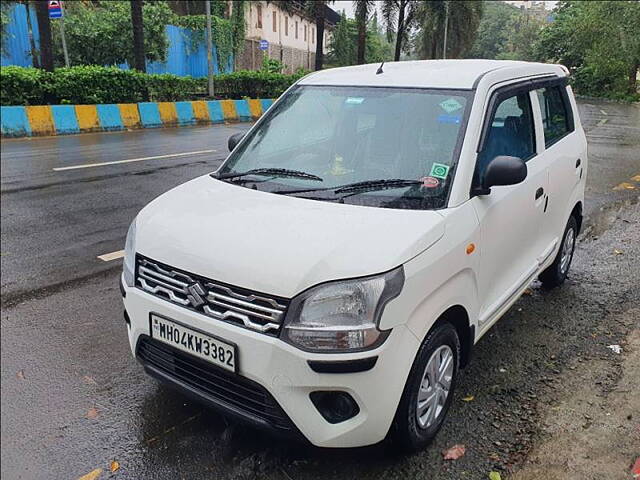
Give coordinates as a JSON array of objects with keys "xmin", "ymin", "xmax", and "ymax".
[
  {"xmin": 536, "ymin": 86, "xmax": 572, "ymax": 146},
  {"xmin": 475, "ymin": 91, "xmax": 535, "ymax": 184},
  {"xmin": 217, "ymin": 86, "xmax": 473, "ymax": 210}
]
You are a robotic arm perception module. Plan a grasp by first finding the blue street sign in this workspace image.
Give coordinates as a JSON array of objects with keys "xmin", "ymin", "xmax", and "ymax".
[
  {"xmin": 259, "ymin": 40, "xmax": 269, "ymax": 51},
  {"xmin": 49, "ymin": 1, "xmax": 63, "ymax": 19}
]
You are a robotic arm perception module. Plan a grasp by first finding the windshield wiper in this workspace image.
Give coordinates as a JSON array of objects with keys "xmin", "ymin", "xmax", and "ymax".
[
  {"xmin": 277, "ymin": 178, "xmax": 423, "ymax": 196},
  {"xmin": 212, "ymin": 168, "xmax": 323, "ymax": 182}
]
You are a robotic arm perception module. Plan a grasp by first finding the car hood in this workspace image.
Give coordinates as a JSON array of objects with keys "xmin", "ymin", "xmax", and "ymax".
[{"xmin": 136, "ymin": 175, "xmax": 445, "ymax": 298}]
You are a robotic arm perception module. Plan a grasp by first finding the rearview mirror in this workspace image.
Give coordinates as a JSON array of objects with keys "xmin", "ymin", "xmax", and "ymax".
[
  {"xmin": 480, "ymin": 155, "xmax": 527, "ymax": 194},
  {"xmin": 228, "ymin": 132, "xmax": 244, "ymax": 152}
]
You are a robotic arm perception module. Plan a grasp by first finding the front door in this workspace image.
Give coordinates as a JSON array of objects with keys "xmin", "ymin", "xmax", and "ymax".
[{"xmin": 471, "ymin": 88, "xmax": 548, "ymax": 330}]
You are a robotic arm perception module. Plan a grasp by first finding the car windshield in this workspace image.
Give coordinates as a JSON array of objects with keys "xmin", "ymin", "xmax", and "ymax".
[{"xmin": 216, "ymin": 85, "xmax": 473, "ymax": 210}]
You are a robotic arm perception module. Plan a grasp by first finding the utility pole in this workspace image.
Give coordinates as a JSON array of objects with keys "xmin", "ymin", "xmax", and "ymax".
[
  {"xmin": 442, "ymin": 0, "xmax": 449, "ymax": 59},
  {"xmin": 60, "ymin": 1, "xmax": 70, "ymax": 67},
  {"xmin": 205, "ymin": 0, "xmax": 214, "ymax": 97}
]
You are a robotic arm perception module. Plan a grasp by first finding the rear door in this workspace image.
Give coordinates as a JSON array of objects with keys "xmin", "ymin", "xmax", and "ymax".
[
  {"xmin": 532, "ymin": 82, "xmax": 583, "ymax": 257},
  {"xmin": 471, "ymin": 84, "xmax": 548, "ymax": 330}
]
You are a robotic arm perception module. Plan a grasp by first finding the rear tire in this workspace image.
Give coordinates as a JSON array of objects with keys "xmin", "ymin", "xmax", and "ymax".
[
  {"xmin": 391, "ymin": 323, "xmax": 460, "ymax": 452},
  {"xmin": 539, "ymin": 215, "xmax": 578, "ymax": 289}
]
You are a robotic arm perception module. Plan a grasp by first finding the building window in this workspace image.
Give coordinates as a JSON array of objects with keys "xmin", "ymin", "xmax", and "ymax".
[
  {"xmin": 256, "ymin": 4, "xmax": 262, "ymax": 29},
  {"xmin": 295, "ymin": 21, "xmax": 298, "ymax": 39},
  {"xmin": 285, "ymin": 16, "xmax": 288, "ymax": 36},
  {"xmin": 312, "ymin": 27, "xmax": 315, "ymax": 43},
  {"xmin": 272, "ymin": 10, "xmax": 277, "ymax": 32},
  {"xmin": 304, "ymin": 24, "xmax": 307, "ymax": 41}
]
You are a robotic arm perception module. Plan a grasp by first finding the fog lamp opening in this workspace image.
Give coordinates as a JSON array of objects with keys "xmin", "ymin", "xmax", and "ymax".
[{"xmin": 310, "ymin": 391, "xmax": 360, "ymax": 424}]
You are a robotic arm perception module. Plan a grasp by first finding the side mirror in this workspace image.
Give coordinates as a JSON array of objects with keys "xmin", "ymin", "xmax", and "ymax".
[
  {"xmin": 228, "ymin": 132, "xmax": 244, "ymax": 152},
  {"xmin": 480, "ymin": 155, "xmax": 527, "ymax": 194}
]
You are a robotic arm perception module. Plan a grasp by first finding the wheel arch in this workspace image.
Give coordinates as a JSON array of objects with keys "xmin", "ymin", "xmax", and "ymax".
[
  {"xmin": 428, "ymin": 305, "xmax": 475, "ymax": 369},
  {"xmin": 570, "ymin": 201, "xmax": 583, "ymax": 234}
]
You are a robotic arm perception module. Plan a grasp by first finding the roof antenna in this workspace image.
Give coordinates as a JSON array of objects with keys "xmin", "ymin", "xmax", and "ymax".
[{"xmin": 376, "ymin": 61, "xmax": 384, "ymax": 75}]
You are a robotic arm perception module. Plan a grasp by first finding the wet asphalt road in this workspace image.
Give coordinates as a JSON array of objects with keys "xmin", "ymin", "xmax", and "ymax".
[{"xmin": 1, "ymin": 100, "xmax": 639, "ymax": 480}]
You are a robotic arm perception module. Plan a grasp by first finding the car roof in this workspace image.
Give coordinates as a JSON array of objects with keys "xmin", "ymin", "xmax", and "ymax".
[{"xmin": 299, "ymin": 59, "xmax": 567, "ymax": 90}]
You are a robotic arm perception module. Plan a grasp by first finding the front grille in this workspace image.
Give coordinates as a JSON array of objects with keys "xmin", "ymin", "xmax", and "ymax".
[
  {"xmin": 137, "ymin": 336, "xmax": 295, "ymax": 432},
  {"xmin": 136, "ymin": 255, "xmax": 289, "ymax": 335}
]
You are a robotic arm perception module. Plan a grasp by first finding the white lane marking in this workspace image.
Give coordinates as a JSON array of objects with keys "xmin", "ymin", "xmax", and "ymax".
[
  {"xmin": 597, "ymin": 118, "xmax": 608, "ymax": 126},
  {"xmin": 98, "ymin": 250, "xmax": 125, "ymax": 262},
  {"xmin": 599, "ymin": 109, "xmax": 608, "ymax": 115},
  {"xmin": 53, "ymin": 149, "xmax": 217, "ymax": 171}
]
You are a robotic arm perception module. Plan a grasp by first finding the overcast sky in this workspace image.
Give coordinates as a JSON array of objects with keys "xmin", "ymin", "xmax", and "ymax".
[{"xmin": 332, "ymin": 1, "xmax": 558, "ymax": 20}]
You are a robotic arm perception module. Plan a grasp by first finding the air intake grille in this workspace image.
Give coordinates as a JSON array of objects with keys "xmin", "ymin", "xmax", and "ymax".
[
  {"xmin": 137, "ymin": 336, "xmax": 296, "ymax": 432},
  {"xmin": 136, "ymin": 255, "xmax": 289, "ymax": 335}
]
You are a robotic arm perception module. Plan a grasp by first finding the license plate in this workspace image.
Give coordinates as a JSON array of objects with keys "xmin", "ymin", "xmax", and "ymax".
[{"xmin": 150, "ymin": 314, "xmax": 237, "ymax": 372}]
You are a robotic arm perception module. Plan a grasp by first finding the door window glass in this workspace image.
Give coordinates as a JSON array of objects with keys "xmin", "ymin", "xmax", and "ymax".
[
  {"xmin": 536, "ymin": 86, "xmax": 571, "ymax": 146},
  {"xmin": 476, "ymin": 92, "xmax": 536, "ymax": 183}
]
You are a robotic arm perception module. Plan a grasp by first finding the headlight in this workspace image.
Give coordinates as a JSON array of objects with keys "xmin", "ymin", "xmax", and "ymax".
[
  {"xmin": 282, "ymin": 267, "xmax": 404, "ymax": 352},
  {"xmin": 123, "ymin": 218, "xmax": 137, "ymax": 287}
]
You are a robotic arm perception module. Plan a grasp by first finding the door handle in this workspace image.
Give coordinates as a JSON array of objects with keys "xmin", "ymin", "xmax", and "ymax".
[
  {"xmin": 535, "ymin": 187, "xmax": 544, "ymax": 200},
  {"xmin": 575, "ymin": 158, "xmax": 581, "ymax": 168}
]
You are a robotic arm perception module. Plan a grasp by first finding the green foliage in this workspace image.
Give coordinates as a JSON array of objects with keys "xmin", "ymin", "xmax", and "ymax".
[
  {"xmin": 51, "ymin": 1, "xmax": 174, "ymax": 67},
  {"xmin": 327, "ymin": 12, "xmax": 393, "ymax": 67},
  {"xmin": 145, "ymin": 73, "xmax": 204, "ymax": 101},
  {"xmin": 1, "ymin": 1, "xmax": 14, "ymax": 56},
  {"xmin": 534, "ymin": 1, "xmax": 640, "ymax": 100},
  {"xmin": 0, "ymin": 66, "xmax": 49, "ymax": 105},
  {"xmin": 0, "ymin": 66, "xmax": 303, "ymax": 105},
  {"xmin": 171, "ymin": 1, "xmax": 246, "ymax": 72},
  {"xmin": 416, "ymin": 1, "xmax": 484, "ymax": 59},
  {"xmin": 212, "ymin": 70, "xmax": 308, "ymax": 99},
  {"xmin": 469, "ymin": 1, "xmax": 545, "ymax": 61},
  {"xmin": 261, "ymin": 56, "xmax": 285, "ymax": 74},
  {"xmin": 48, "ymin": 66, "xmax": 149, "ymax": 104}
]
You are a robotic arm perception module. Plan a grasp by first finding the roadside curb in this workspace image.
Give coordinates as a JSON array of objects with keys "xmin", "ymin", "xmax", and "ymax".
[{"xmin": 0, "ymin": 99, "xmax": 273, "ymax": 138}]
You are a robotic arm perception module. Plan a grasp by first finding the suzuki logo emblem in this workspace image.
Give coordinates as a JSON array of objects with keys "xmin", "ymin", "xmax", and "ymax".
[{"xmin": 186, "ymin": 282, "xmax": 206, "ymax": 308}]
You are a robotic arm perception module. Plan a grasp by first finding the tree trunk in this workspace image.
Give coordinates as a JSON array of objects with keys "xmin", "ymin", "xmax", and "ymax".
[
  {"xmin": 394, "ymin": 0, "xmax": 406, "ymax": 62},
  {"xmin": 356, "ymin": 10, "xmax": 366, "ymax": 64},
  {"xmin": 629, "ymin": 61, "xmax": 639, "ymax": 96},
  {"xmin": 314, "ymin": 3, "xmax": 325, "ymax": 71},
  {"xmin": 26, "ymin": 1, "xmax": 40, "ymax": 68},
  {"xmin": 34, "ymin": 0, "xmax": 54, "ymax": 71},
  {"xmin": 130, "ymin": 0, "xmax": 146, "ymax": 72}
]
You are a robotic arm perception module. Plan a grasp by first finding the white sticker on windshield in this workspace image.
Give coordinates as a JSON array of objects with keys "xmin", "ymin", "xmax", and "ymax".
[
  {"xmin": 439, "ymin": 98, "xmax": 463, "ymax": 113},
  {"xmin": 345, "ymin": 97, "xmax": 365, "ymax": 104}
]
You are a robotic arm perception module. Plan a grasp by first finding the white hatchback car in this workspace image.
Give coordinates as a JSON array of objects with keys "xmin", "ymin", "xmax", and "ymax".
[{"xmin": 122, "ymin": 60, "xmax": 587, "ymax": 450}]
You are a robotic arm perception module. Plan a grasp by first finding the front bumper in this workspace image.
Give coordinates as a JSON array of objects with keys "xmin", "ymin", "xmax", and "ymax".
[{"xmin": 123, "ymin": 279, "xmax": 420, "ymax": 448}]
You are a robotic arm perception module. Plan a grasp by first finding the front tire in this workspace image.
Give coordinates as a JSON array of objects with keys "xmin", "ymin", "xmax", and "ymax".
[
  {"xmin": 539, "ymin": 215, "xmax": 578, "ymax": 289},
  {"xmin": 391, "ymin": 323, "xmax": 460, "ymax": 451}
]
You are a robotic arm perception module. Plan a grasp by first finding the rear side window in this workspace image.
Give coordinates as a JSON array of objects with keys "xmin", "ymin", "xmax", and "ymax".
[
  {"xmin": 536, "ymin": 86, "xmax": 572, "ymax": 146},
  {"xmin": 475, "ymin": 92, "xmax": 536, "ymax": 183}
]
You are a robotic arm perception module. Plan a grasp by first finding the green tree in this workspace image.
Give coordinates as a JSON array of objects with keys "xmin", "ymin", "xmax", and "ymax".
[
  {"xmin": 354, "ymin": 0, "xmax": 375, "ymax": 64},
  {"xmin": 328, "ymin": 11, "xmax": 392, "ymax": 67},
  {"xmin": 469, "ymin": 1, "xmax": 545, "ymax": 61},
  {"xmin": 535, "ymin": 1, "xmax": 640, "ymax": 98},
  {"xmin": 381, "ymin": 0, "xmax": 418, "ymax": 61},
  {"xmin": 51, "ymin": 1, "xmax": 174, "ymax": 68},
  {"xmin": 416, "ymin": 0, "xmax": 484, "ymax": 60},
  {"xmin": 328, "ymin": 12, "xmax": 356, "ymax": 66},
  {"xmin": 469, "ymin": 1, "xmax": 518, "ymax": 59},
  {"xmin": 1, "ymin": 1, "xmax": 15, "ymax": 57}
]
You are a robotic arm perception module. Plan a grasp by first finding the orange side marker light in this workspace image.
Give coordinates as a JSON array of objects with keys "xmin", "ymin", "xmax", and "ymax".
[{"xmin": 466, "ymin": 243, "xmax": 475, "ymax": 255}]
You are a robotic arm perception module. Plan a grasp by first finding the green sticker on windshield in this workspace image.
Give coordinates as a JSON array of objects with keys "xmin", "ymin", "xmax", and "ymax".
[
  {"xmin": 439, "ymin": 98, "xmax": 463, "ymax": 113},
  {"xmin": 429, "ymin": 163, "xmax": 450, "ymax": 179}
]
